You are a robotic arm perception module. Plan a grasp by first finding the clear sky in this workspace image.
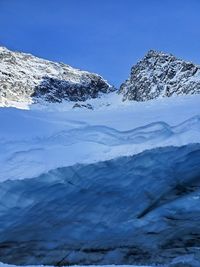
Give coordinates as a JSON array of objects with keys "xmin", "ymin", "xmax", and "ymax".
[{"xmin": 0, "ymin": 0, "xmax": 200, "ymax": 86}]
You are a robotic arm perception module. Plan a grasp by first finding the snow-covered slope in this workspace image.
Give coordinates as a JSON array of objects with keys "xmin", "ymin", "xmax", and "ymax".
[
  {"xmin": 0, "ymin": 94, "xmax": 199, "ymax": 182},
  {"xmin": 120, "ymin": 50, "xmax": 200, "ymax": 101},
  {"xmin": 0, "ymin": 47, "xmax": 113, "ymax": 107}
]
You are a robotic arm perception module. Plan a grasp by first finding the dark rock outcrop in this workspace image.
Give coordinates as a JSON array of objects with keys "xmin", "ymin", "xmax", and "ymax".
[{"xmin": 120, "ymin": 50, "xmax": 200, "ymax": 101}]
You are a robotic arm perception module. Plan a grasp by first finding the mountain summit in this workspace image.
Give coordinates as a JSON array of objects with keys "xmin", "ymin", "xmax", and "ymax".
[
  {"xmin": 0, "ymin": 46, "xmax": 113, "ymax": 105},
  {"xmin": 119, "ymin": 50, "xmax": 200, "ymax": 101}
]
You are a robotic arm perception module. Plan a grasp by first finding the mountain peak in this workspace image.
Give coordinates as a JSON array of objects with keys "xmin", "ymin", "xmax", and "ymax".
[
  {"xmin": 145, "ymin": 49, "xmax": 175, "ymax": 58},
  {"xmin": 119, "ymin": 50, "xmax": 200, "ymax": 101},
  {"xmin": 0, "ymin": 46, "xmax": 114, "ymax": 107},
  {"xmin": 0, "ymin": 46, "xmax": 7, "ymax": 52}
]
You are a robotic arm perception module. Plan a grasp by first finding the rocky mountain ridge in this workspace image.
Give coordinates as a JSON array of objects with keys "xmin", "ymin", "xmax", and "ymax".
[
  {"xmin": 0, "ymin": 46, "xmax": 113, "ymax": 105},
  {"xmin": 119, "ymin": 50, "xmax": 200, "ymax": 101},
  {"xmin": 1, "ymin": 47, "xmax": 200, "ymax": 107}
]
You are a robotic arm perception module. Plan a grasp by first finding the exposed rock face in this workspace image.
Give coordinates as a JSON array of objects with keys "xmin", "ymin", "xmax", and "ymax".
[
  {"xmin": 0, "ymin": 144, "xmax": 200, "ymax": 266},
  {"xmin": 120, "ymin": 50, "xmax": 200, "ymax": 101},
  {"xmin": 0, "ymin": 47, "xmax": 113, "ymax": 104}
]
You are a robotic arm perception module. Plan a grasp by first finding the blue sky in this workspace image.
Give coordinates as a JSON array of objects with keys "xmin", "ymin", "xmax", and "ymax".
[{"xmin": 0, "ymin": 0, "xmax": 200, "ymax": 86}]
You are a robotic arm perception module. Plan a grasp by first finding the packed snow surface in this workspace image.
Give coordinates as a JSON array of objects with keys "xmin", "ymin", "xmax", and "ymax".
[{"xmin": 0, "ymin": 93, "xmax": 199, "ymax": 181}]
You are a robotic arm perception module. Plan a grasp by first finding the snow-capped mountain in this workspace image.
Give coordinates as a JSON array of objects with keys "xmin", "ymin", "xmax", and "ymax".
[
  {"xmin": 120, "ymin": 50, "xmax": 200, "ymax": 101},
  {"xmin": 1, "ymin": 47, "xmax": 200, "ymax": 108},
  {"xmin": 0, "ymin": 47, "xmax": 113, "ymax": 106}
]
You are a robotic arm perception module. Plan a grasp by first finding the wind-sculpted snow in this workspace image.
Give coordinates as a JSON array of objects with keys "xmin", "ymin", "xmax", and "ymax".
[
  {"xmin": 53, "ymin": 115, "xmax": 200, "ymax": 146},
  {"xmin": 0, "ymin": 115, "xmax": 200, "ymax": 181},
  {"xmin": 0, "ymin": 144, "xmax": 200, "ymax": 266}
]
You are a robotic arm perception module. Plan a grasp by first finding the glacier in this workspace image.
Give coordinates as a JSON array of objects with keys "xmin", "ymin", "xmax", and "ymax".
[
  {"xmin": 0, "ymin": 94, "xmax": 200, "ymax": 182},
  {"xmin": 0, "ymin": 90, "xmax": 200, "ymax": 266},
  {"xmin": 0, "ymin": 264, "xmax": 151, "ymax": 267},
  {"xmin": 0, "ymin": 144, "xmax": 200, "ymax": 265}
]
